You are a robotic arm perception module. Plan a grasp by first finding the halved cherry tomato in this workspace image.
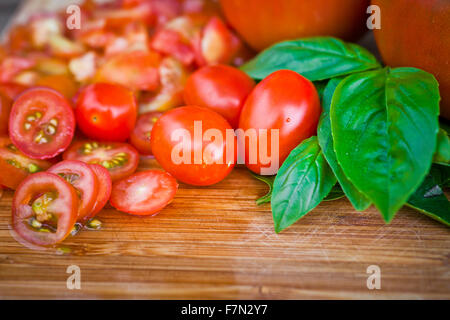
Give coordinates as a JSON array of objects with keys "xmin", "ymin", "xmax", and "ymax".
[
  {"xmin": 150, "ymin": 105, "xmax": 236, "ymax": 186},
  {"xmin": 12, "ymin": 172, "xmax": 78, "ymax": 246},
  {"xmin": 48, "ymin": 160, "xmax": 99, "ymax": 222},
  {"xmin": 130, "ymin": 112, "xmax": 162, "ymax": 155},
  {"xmin": 63, "ymin": 141, "xmax": 139, "ymax": 181},
  {"xmin": 89, "ymin": 164, "xmax": 112, "ymax": 217},
  {"xmin": 75, "ymin": 83, "xmax": 137, "ymax": 142},
  {"xmin": 0, "ymin": 56, "xmax": 35, "ymax": 83},
  {"xmin": 36, "ymin": 74, "xmax": 78, "ymax": 100},
  {"xmin": 9, "ymin": 87, "xmax": 75, "ymax": 159},
  {"xmin": 0, "ymin": 83, "xmax": 28, "ymax": 100},
  {"xmin": 110, "ymin": 170, "xmax": 178, "ymax": 216},
  {"xmin": 0, "ymin": 93, "xmax": 13, "ymax": 135},
  {"xmin": 183, "ymin": 64, "xmax": 255, "ymax": 128},
  {"xmin": 0, "ymin": 137, "xmax": 52, "ymax": 189},
  {"xmin": 239, "ymin": 69, "xmax": 321, "ymax": 175},
  {"xmin": 95, "ymin": 50, "xmax": 161, "ymax": 91}
]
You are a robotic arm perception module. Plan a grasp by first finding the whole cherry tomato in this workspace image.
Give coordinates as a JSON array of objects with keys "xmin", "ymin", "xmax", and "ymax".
[
  {"xmin": 238, "ymin": 70, "xmax": 321, "ymax": 175},
  {"xmin": 130, "ymin": 112, "xmax": 163, "ymax": 155},
  {"xmin": 151, "ymin": 105, "xmax": 236, "ymax": 186},
  {"xmin": 184, "ymin": 64, "xmax": 255, "ymax": 128},
  {"xmin": 75, "ymin": 83, "xmax": 137, "ymax": 142}
]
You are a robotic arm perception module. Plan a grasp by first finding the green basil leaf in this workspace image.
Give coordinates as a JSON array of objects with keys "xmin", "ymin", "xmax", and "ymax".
[
  {"xmin": 250, "ymin": 172, "xmax": 275, "ymax": 205},
  {"xmin": 271, "ymin": 136, "xmax": 336, "ymax": 233},
  {"xmin": 318, "ymin": 78, "xmax": 371, "ymax": 211},
  {"xmin": 241, "ymin": 37, "xmax": 381, "ymax": 81},
  {"xmin": 323, "ymin": 184, "xmax": 345, "ymax": 201},
  {"xmin": 406, "ymin": 169, "xmax": 450, "ymax": 227},
  {"xmin": 331, "ymin": 67, "xmax": 440, "ymax": 222},
  {"xmin": 430, "ymin": 164, "xmax": 450, "ymax": 188},
  {"xmin": 433, "ymin": 128, "xmax": 450, "ymax": 166},
  {"xmin": 314, "ymin": 80, "xmax": 329, "ymax": 104}
]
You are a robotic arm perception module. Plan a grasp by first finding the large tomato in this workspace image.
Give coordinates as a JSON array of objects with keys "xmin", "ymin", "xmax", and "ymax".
[
  {"xmin": 238, "ymin": 70, "xmax": 321, "ymax": 175},
  {"xmin": 372, "ymin": 0, "xmax": 450, "ymax": 120},
  {"xmin": 219, "ymin": 0, "xmax": 370, "ymax": 51}
]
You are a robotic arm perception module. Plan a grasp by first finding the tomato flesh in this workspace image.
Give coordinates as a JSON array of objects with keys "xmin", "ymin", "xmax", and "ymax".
[
  {"xmin": 88, "ymin": 164, "xmax": 112, "ymax": 217},
  {"xmin": 63, "ymin": 141, "xmax": 139, "ymax": 181},
  {"xmin": 110, "ymin": 170, "xmax": 178, "ymax": 215},
  {"xmin": 0, "ymin": 93, "xmax": 13, "ymax": 135},
  {"xmin": 48, "ymin": 160, "xmax": 99, "ymax": 222},
  {"xmin": 0, "ymin": 82, "xmax": 28, "ymax": 100},
  {"xmin": 130, "ymin": 112, "xmax": 162, "ymax": 155},
  {"xmin": 12, "ymin": 172, "xmax": 78, "ymax": 246},
  {"xmin": 0, "ymin": 137, "xmax": 52, "ymax": 189},
  {"xmin": 9, "ymin": 87, "xmax": 75, "ymax": 159}
]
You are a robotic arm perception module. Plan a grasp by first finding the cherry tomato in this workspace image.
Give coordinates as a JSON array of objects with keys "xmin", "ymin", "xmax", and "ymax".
[
  {"xmin": 130, "ymin": 112, "xmax": 162, "ymax": 155},
  {"xmin": 183, "ymin": 64, "xmax": 255, "ymax": 128},
  {"xmin": 0, "ymin": 83, "xmax": 28, "ymax": 100},
  {"xmin": 12, "ymin": 172, "xmax": 78, "ymax": 246},
  {"xmin": 0, "ymin": 136, "xmax": 52, "ymax": 189},
  {"xmin": 0, "ymin": 56, "xmax": 35, "ymax": 83},
  {"xmin": 95, "ymin": 50, "xmax": 161, "ymax": 91},
  {"xmin": 9, "ymin": 87, "xmax": 75, "ymax": 159},
  {"xmin": 150, "ymin": 105, "xmax": 236, "ymax": 186},
  {"xmin": 36, "ymin": 74, "xmax": 78, "ymax": 100},
  {"xmin": 48, "ymin": 160, "xmax": 99, "ymax": 222},
  {"xmin": 0, "ymin": 93, "xmax": 13, "ymax": 135},
  {"xmin": 238, "ymin": 70, "xmax": 321, "ymax": 175},
  {"xmin": 89, "ymin": 164, "xmax": 112, "ymax": 217},
  {"xmin": 75, "ymin": 83, "xmax": 137, "ymax": 142},
  {"xmin": 63, "ymin": 141, "xmax": 139, "ymax": 181},
  {"xmin": 0, "ymin": 185, "xmax": 3, "ymax": 200},
  {"xmin": 110, "ymin": 170, "xmax": 178, "ymax": 216}
]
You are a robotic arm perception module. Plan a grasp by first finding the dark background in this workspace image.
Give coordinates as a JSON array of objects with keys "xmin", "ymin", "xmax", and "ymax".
[{"xmin": 0, "ymin": 0, "xmax": 21, "ymax": 31}]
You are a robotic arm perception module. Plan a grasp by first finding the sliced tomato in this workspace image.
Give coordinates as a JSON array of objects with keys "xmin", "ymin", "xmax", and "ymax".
[
  {"xmin": 88, "ymin": 164, "xmax": 112, "ymax": 217},
  {"xmin": 0, "ymin": 137, "xmax": 52, "ymax": 189},
  {"xmin": 0, "ymin": 56, "xmax": 35, "ymax": 83},
  {"xmin": 48, "ymin": 160, "xmax": 99, "ymax": 222},
  {"xmin": 130, "ymin": 112, "xmax": 162, "ymax": 155},
  {"xmin": 63, "ymin": 141, "xmax": 139, "ymax": 181},
  {"xmin": 12, "ymin": 172, "xmax": 78, "ymax": 246},
  {"xmin": 0, "ymin": 83, "xmax": 28, "ymax": 100},
  {"xmin": 0, "ymin": 93, "xmax": 13, "ymax": 135},
  {"xmin": 7, "ymin": 24, "xmax": 32, "ymax": 53},
  {"xmin": 9, "ymin": 87, "xmax": 75, "ymax": 159},
  {"xmin": 36, "ymin": 74, "xmax": 79, "ymax": 99},
  {"xmin": 110, "ymin": 170, "xmax": 178, "ymax": 216},
  {"xmin": 95, "ymin": 50, "xmax": 161, "ymax": 91},
  {"xmin": 151, "ymin": 28, "xmax": 196, "ymax": 66}
]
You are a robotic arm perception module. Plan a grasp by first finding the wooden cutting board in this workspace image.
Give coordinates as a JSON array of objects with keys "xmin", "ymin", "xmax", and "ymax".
[{"xmin": 0, "ymin": 0, "xmax": 449, "ymax": 299}]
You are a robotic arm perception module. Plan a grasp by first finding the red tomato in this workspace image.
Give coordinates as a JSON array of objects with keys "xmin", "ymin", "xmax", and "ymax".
[
  {"xmin": 0, "ymin": 93, "xmax": 12, "ymax": 135},
  {"xmin": 95, "ymin": 50, "xmax": 161, "ymax": 91},
  {"xmin": 130, "ymin": 112, "xmax": 162, "ymax": 155},
  {"xmin": 88, "ymin": 164, "xmax": 112, "ymax": 217},
  {"xmin": 9, "ymin": 87, "xmax": 75, "ymax": 159},
  {"xmin": 63, "ymin": 141, "xmax": 139, "ymax": 181},
  {"xmin": 150, "ymin": 105, "xmax": 236, "ymax": 186},
  {"xmin": 0, "ymin": 137, "xmax": 52, "ymax": 189},
  {"xmin": 75, "ymin": 83, "xmax": 137, "ymax": 142},
  {"xmin": 36, "ymin": 74, "xmax": 78, "ymax": 100},
  {"xmin": 0, "ymin": 83, "xmax": 28, "ymax": 100},
  {"xmin": 183, "ymin": 65, "xmax": 255, "ymax": 128},
  {"xmin": 0, "ymin": 56, "xmax": 35, "ymax": 83},
  {"xmin": 0, "ymin": 185, "xmax": 3, "ymax": 200},
  {"xmin": 110, "ymin": 170, "xmax": 178, "ymax": 216},
  {"xmin": 12, "ymin": 172, "xmax": 78, "ymax": 246},
  {"xmin": 48, "ymin": 160, "xmax": 99, "ymax": 222},
  {"xmin": 238, "ymin": 70, "xmax": 321, "ymax": 175},
  {"xmin": 151, "ymin": 28, "xmax": 196, "ymax": 66}
]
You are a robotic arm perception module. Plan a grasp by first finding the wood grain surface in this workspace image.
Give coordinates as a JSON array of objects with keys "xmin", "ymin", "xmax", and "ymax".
[{"xmin": 0, "ymin": 0, "xmax": 449, "ymax": 300}]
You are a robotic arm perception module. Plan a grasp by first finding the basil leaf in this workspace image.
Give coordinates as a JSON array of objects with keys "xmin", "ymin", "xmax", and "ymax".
[
  {"xmin": 314, "ymin": 80, "xmax": 329, "ymax": 104},
  {"xmin": 323, "ymin": 184, "xmax": 345, "ymax": 201},
  {"xmin": 250, "ymin": 172, "xmax": 275, "ymax": 205},
  {"xmin": 433, "ymin": 128, "xmax": 450, "ymax": 166},
  {"xmin": 331, "ymin": 67, "xmax": 440, "ymax": 222},
  {"xmin": 241, "ymin": 37, "xmax": 381, "ymax": 81},
  {"xmin": 318, "ymin": 78, "xmax": 371, "ymax": 211},
  {"xmin": 271, "ymin": 136, "xmax": 336, "ymax": 233},
  {"xmin": 430, "ymin": 164, "xmax": 450, "ymax": 188},
  {"xmin": 407, "ymin": 169, "xmax": 450, "ymax": 227}
]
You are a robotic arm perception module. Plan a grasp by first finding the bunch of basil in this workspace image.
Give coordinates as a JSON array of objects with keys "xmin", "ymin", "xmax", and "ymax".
[{"xmin": 241, "ymin": 37, "xmax": 450, "ymax": 233}]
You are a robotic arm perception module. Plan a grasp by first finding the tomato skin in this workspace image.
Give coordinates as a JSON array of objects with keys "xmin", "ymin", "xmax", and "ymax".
[
  {"xmin": 183, "ymin": 65, "xmax": 255, "ymax": 128},
  {"xmin": 9, "ymin": 87, "xmax": 75, "ymax": 159},
  {"xmin": 150, "ymin": 105, "xmax": 236, "ymax": 186},
  {"xmin": 0, "ymin": 83, "xmax": 28, "ymax": 100},
  {"xmin": 0, "ymin": 93, "xmax": 13, "ymax": 135},
  {"xmin": 372, "ymin": 0, "xmax": 450, "ymax": 120},
  {"xmin": 12, "ymin": 172, "xmax": 78, "ymax": 246},
  {"xmin": 75, "ymin": 83, "xmax": 137, "ymax": 142},
  {"xmin": 130, "ymin": 112, "xmax": 163, "ymax": 155},
  {"xmin": 63, "ymin": 140, "xmax": 139, "ymax": 181},
  {"xmin": 219, "ymin": 0, "xmax": 369, "ymax": 51},
  {"xmin": 88, "ymin": 164, "xmax": 112, "ymax": 217},
  {"xmin": 47, "ymin": 160, "xmax": 99, "ymax": 222},
  {"xmin": 238, "ymin": 70, "xmax": 321, "ymax": 175},
  {"xmin": 110, "ymin": 170, "xmax": 178, "ymax": 216}
]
